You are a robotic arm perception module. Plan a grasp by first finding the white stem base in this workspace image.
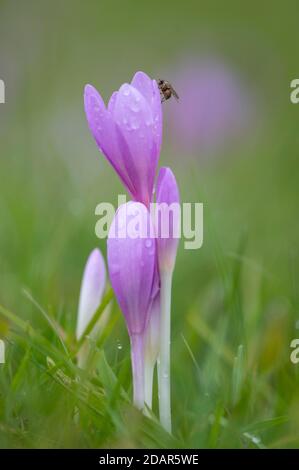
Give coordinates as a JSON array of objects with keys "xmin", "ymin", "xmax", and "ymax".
[
  {"xmin": 158, "ymin": 271, "xmax": 172, "ymax": 433},
  {"xmin": 144, "ymin": 357, "xmax": 155, "ymax": 413},
  {"xmin": 130, "ymin": 333, "xmax": 145, "ymax": 410}
]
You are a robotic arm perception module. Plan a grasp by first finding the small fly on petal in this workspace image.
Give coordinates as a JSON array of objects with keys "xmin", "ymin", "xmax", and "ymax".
[{"xmin": 157, "ymin": 79, "xmax": 179, "ymax": 103}]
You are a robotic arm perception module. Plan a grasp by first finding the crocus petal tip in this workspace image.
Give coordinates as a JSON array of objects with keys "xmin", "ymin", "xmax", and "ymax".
[
  {"xmin": 156, "ymin": 166, "xmax": 180, "ymax": 274},
  {"xmin": 84, "ymin": 83, "xmax": 94, "ymax": 97},
  {"xmin": 76, "ymin": 247, "xmax": 106, "ymax": 341}
]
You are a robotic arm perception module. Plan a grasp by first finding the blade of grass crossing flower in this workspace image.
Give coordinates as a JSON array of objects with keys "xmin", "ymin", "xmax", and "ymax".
[{"xmin": 75, "ymin": 287, "xmax": 114, "ymax": 350}]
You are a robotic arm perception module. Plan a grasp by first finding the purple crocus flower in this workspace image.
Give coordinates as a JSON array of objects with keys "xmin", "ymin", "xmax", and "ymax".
[
  {"xmin": 155, "ymin": 167, "xmax": 180, "ymax": 274},
  {"xmin": 76, "ymin": 248, "xmax": 107, "ymax": 368},
  {"xmin": 76, "ymin": 248, "xmax": 106, "ymax": 341},
  {"xmin": 84, "ymin": 72, "xmax": 162, "ymax": 207},
  {"xmin": 84, "ymin": 71, "xmax": 180, "ymax": 428},
  {"xmin": 107, "ymin": 201, "xmax": 157, "ymax": 408}
]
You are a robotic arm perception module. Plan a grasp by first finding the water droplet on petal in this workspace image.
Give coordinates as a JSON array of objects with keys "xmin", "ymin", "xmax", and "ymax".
[
  {"xmin": 145, "ymin": 239, "xmax": 152, "ymax": 248},
  {"xmin": 110, "ymin": 263, "xmax": 120, "ymax": 275},
  {"xmin": 123, "ymin": 87, "xmax": 130, "ymax": 96},
  {"xmin": 132, "ymin": 104, "xmax": 140, "ymax": 113},
  {"xmin": 131, "ymin": 117, "xmax": 139, "ymax": 130},
  {"xmin": 145, "ymin": 117, "xmax": 153, "ymax": 127}
]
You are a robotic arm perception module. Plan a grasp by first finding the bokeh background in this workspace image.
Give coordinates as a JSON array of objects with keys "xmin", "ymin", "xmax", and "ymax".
[{"xmin": 0, "ymin": 0, "xmax": 299, "ymax": 448}]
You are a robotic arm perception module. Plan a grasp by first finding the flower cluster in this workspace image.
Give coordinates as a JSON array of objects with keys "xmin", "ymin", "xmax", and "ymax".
[{"xmin": 82, "ymin": 72, "xmax": 179, "ymax": 432}]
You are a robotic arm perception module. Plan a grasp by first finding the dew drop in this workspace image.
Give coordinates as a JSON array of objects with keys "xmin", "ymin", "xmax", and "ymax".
[
  {"xmin": 145, "ymin": 239, "xmax": 152, "ymax": 248},
  {"xmin": 130, "ymin": 101, "xmax": 140, "ymax": 113},
  {"xmin": 123, "ymin": 87, "xmax": 130, "ymax": 96},
  {"xmin": 145, "ymin": 117, "xmax": 153, "ymax": 127},
  {"xmin": 131, "ymin": 117, "xmax": 139, "ymax": 130},
  {"xmin": 110, "ymin": 263, "xmax": 120, "ymax": 275}
]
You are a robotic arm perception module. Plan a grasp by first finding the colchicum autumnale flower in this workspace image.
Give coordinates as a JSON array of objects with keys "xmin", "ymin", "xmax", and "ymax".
[
  {"xmin": 155, "ymin": 167, "xmax": 180, "ymax": 274},
  {"xmin": 84, "ymin": 72, "xmax": 162, "ymax": 207},
  {"xmin": 76, "ymin": 248, "xmax": 107, "ymax": 368},
  {"xmin": 84, "ymin": 71, "xmax": 179, "ymax": 432},
  {"xmin": 107, "ymin": 202, "xmax": 157, "ymax": 409}
]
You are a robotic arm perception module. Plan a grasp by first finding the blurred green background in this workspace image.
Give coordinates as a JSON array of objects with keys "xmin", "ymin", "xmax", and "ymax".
[{"xmin": 0, "ymin": 0, "xmax": 299, "ymax": 448}]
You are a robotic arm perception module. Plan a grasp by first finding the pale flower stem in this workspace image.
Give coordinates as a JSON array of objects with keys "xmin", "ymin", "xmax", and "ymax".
[
  {"xmin": 130, "ymin": 333, "xmax": 145, "ymax": 410},
  {"xmin": 144, "ymin": 357, "xmax": 155, "ymax": 412},
  {"xmin": 158, "ymin": 271, "xmax": 172, "ymax": 433},
  {"xmin": 77, "ymin": 342, "xmax": 89, "ymax": 369}
]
